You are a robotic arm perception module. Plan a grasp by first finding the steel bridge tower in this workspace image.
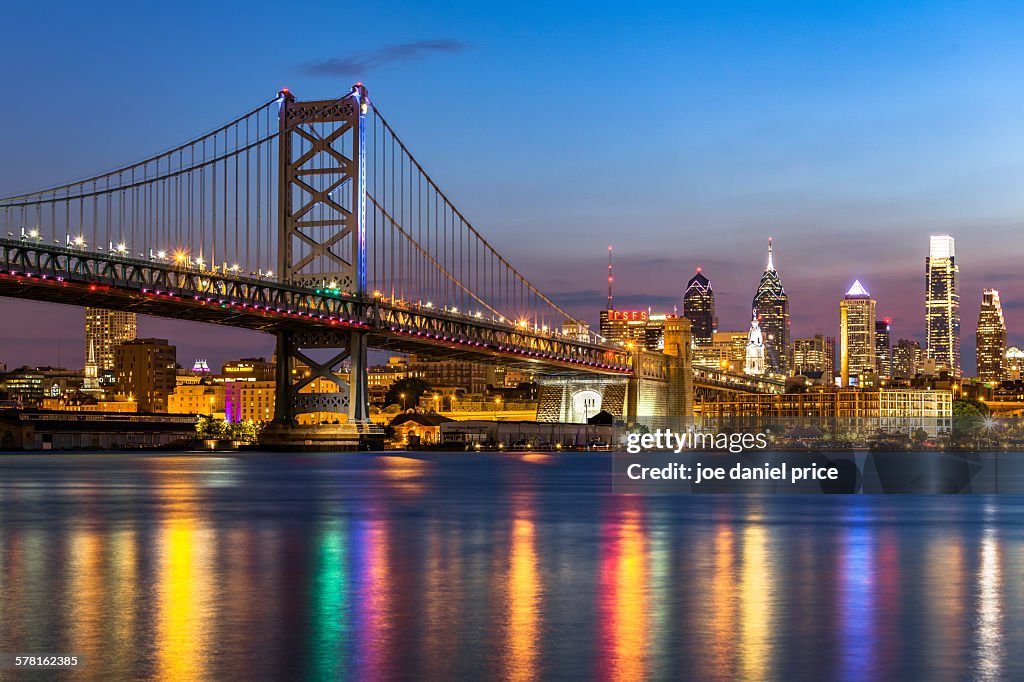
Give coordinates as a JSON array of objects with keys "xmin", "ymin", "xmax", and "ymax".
[{"xmin": 273, "ymin": 85, "xmax": 370, "ymax": 427}]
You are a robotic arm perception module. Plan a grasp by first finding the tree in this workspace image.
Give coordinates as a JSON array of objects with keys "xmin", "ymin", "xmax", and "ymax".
[
  {"xmin": 952, "ymin": 398, "xmax": 989, "ymax": 439},
  {"xmin": 384, "ymin": 377, "xmax": 432, "ymax": 409}
]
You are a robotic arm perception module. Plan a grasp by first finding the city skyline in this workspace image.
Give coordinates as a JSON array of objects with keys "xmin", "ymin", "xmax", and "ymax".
[{"xmin": 3, "ymin": 2, "xmax": 1024, "ymax": 369}]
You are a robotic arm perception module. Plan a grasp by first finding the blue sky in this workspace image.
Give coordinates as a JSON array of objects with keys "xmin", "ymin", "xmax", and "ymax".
[{"xmin": 2, "ymin": 0, "xmax": 1023, "ymax": 371}]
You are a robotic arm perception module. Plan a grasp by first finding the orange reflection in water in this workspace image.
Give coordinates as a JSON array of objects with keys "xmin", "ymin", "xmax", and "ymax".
[
  {"xmin": 424, "ymin": 519, "xmax": 463, "ymax": 680},
  {"xmin": 598, "ymin": 501, "xmax": 647, "ymax": 682},
  {"xmin": 705, "ymin": 522, "xmax": 739, "ymax": 681},
  {"xmin": 377, "ymin": 455, "xmax": 429, "ymax": 497},
  {"xmin": 68, "ymin": 527, "xmax": 103, "ymax": 672},
  {"xmin": 739, "ymin": 521, "xmax": 774, "ymax": 682},
  {"xmin": 155, "ymin": 468, "xmax": 214, "ymax": 682},
  {"xmin": 504, "ymin": 497, "xmax": 540, "ymax": 682}
]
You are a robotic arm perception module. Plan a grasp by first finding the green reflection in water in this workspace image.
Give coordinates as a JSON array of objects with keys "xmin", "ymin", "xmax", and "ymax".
[{"xmin": 309, "ymin": 518, "xmax": 349, "ymax": 681}]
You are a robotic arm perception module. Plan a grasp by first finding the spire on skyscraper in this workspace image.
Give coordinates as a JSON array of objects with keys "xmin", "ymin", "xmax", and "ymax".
[
  {"xmin": 766, "ymin": 237, "xmax": 775, "ymax": 272},
  {"xmin": 607, "ymin": 246, "xmax": 614, "ymax": 311}
]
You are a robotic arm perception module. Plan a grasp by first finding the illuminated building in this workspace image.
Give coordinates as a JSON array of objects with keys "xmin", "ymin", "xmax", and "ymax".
[
  {"xmin": 168, "ymin": 384, "xmax": 227, "ymax": 417},
  {"xmin": 976, "ymin": 289, "xmax": 1006, "ymax": 382},
  {"xmin": 407, "ymin": 355, "xmax": 492, "ymax": 394},
  {"xmin": 875, "ymin": 319, "xmax": 892, "ymax": 379},
  {"xmin": 893, "ymin": 338, "xmax": 923, "ymax": 379},
  {"xmin": 644, "ymin": 314, "xmax": 668, "ymax": 351},
  {"xmin": 925, "ymin": 235, "xmax": 960, "ymax": 376},
  {"xmin": 599, "ymin": 309, "xmax": 649, "ymax": 348},
  {"xmin": 840, "ymin": 280, "xmax": 876, "ymax": 386},
  {"xmin": 368, "ymin": 357, "xmax": 409, "ymax": 405},
  {"xmin": 751, "ymin": 238, "xmax": 791, "ymax": 375},
  {"xmin": 84, "ymin": 308, "xmax": 137, "ymax": 371},
  {"xmin": 793, "ymin": 335, "xmax": 833, "ymax": 378},
  {"xmin": 744, "ymin": 312, "xmax": 766, "ymax": 376},
  {"xmin": 683, "ymin": 268, "xmax": 716, "ymax": 344},
  {"xmin": 225, "ymin": 380, "xmax": 276, "ymax": 423},
  {"xmin": 1006, "ymin": 347, "xmax": 1024, "ymax": 381},
  {"xmin": 561, "ymin": 319, "xmax": 592, "ymax": 342},
  {"xmin": 692, "ymin": 331, "xmax": 748, "ymax": 373},
  {"xmin": 700, "ymin": 387, "xmax": 952, "ymax": 435},
  {"xmin": 220, "ymin": 357, "xmax": 276, "ymax": 382},
  {"xmin": 114, "ymin": 339, "xmax": 177, "ymax": 412}
]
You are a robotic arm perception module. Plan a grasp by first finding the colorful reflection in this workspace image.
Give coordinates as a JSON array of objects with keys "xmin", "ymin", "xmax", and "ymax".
[
  {"xmin": 838, "ymin": 519, "xmax": 875, "ymax": 682},
  {"xmin": 354, "ymin": 515, "xmax": 392, "ymax": 681},
  {"xmin": 505, "ymin": 494, "xmax": 540, "ymax": 682},
  {"xmin": 706, "ymin": 521, "xmax": 738, "ymax": 681},
  {"xmin": 155, "ymin": 469, "xmax": 214, "ymax": 682},
  {"xmin": 598, "ymin": 500, "xmax": 647, "ymax": 682},
  {"xmin": 309, "ymin": 518, "xmax": 350, "ymax": 680},
  {"xmin": 739, "ymin": 519, "xmax": 774, "ymax": 682}
]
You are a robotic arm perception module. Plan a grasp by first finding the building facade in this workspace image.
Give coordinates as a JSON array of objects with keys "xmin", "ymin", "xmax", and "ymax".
[
  {"xmin": 683, "ymin": 268, "xmax": 716, "ymax": 344},
  {"xmin": 875, "ymin": 318, "xmax": 892, "ymax": 380},
  {"xmin": 113, "ymin": 339, "xmax": 176, "ymax": 412},
  {"xmin": 225, "ymin": 380, "xmax": 276, "ymax": 423},
  {"xmin": 840, "ymin": 280, "xmax": 876, "ymax": 386},
  {"xmin": 793, "ymin": 335, "xmax": 833, "ymax": 379},
  {"xmin": 752, "ymin": 238, "xmax": 792, "ymax": 375},
  {"xmin": 168, "ymin": 383, "xmax": 227, "ymax": 417},
  {"xmin": 893, "ymin": 339, "xmax": 923, "ymax": 379},
  {"xmin": 599, "ymin": 309, "xmax": 650, "ymax": 348},
  {"xmin": 84, "ymin": 308, "xmax": 137, "ymax": 371},
  {"xmin": 976, "ymin": 288, "xmax": 1007, "ymax": 382},
  {"xmin": 925, "ymin": 235, "xmax": 960, "ymax": 376}
]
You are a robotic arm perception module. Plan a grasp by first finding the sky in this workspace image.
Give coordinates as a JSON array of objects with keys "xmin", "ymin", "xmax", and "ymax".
[{"xmin": 2, "ymin": 0, "xmax": 1024, "ymax": 373}]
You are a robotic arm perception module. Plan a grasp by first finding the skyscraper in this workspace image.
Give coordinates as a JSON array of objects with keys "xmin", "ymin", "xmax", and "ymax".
[
  {"xmin": 683, "ymin": 268, "xmax": 716, "ymax": 344},
  {"xmin": 752, "ymin": 238, "xmax": 791, "ymax": 375},
  {"xmin": 925, "ymin": 235, "xmax": 960, "ymax": 377},
  {"xmin": 976, "ymin": 289, "xmax": 1006, "ymax": 382},
  {"xmin": 840, "ymin": 280, "xmax": 876, "ymax": 386},
  {"xmin": 875, "ymin": 318, "xmax": 892, "ymax": 379},
  {"xmin": 793, "ymin": 335, "xmax": 832, "ymax": 378},
  {"xmin": 893, "ymin": 339, "xmax": 923, "ymax": 379},
  {"xmin": 84, "ymin": 308, "xmax": 137, "ymax": 371}
]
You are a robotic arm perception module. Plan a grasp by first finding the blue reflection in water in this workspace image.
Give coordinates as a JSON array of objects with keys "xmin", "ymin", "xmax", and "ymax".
[{"xmin": 839, "ymin": 505, "xmax": 875, "ymax": 682}]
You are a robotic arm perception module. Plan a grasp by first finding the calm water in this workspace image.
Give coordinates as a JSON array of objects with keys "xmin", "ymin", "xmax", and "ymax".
[{"xmin": 0, "ymin": 451, "xmax": 1022, "ymax": 681}]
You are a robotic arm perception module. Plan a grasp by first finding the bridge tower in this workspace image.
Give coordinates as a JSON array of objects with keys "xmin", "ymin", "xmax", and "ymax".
[{"xmin": 272, "ymin": 84, "xmax": 371, "ymax": 429}]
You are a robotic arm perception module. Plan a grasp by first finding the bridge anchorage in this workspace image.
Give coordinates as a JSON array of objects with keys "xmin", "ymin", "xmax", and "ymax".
[{"xmin": 2, "ymin": 82, "xmax": 658, "ymax": 449}]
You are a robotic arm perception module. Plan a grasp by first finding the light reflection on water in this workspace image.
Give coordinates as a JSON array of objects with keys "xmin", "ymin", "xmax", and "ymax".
[{"xmin": 0, "ymin": 452, "xmax": 1021, "ymax": 680}]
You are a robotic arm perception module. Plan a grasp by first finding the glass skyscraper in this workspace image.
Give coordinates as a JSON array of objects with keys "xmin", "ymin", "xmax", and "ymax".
[
  {"xmin": 84, "ymin": 308, "xmax": 137, "ymax": 371},
  {"xmin": 925, "ymin": 235, "xmax": 960, "ymax": 377},
  {"xmin": 976, "ymin": 288, "xmax": 1006, "ymax": 382},
  {"xmin": 683, "ymin": 268, "xmax": 716, "ymax": 344},
  {"xmin": 752, "ymin": 238, "xmax": 791, "ymax": 375},
  {"xmin": 840, "ymin": 280, "xmax": 876, "ymax": 386},
  {"xmin": 875, "ymin": 318, "xmax": 892, "ymax": 379}
]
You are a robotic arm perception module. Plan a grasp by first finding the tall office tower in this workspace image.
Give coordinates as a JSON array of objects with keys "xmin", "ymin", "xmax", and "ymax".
[
  {"xmin": 683, "ymin": 268, "xmax": 716, "ymax": 344},
  {"xmin": 893, "ymin": 339, "xmax": 923, "ymax": 379},
  {"xmin": 752, "ymin": 238, "xmax": 791, "ymax": 374},
  {"xmin": 925, "ymin": 235, "xmax": 960, "ymax": 376},
  {"xmin": 976, "ymin": 289, "xmax": 1007, "ymax": 382},
  {"xmin": 793, "ymin": 335, "xmax": 831, "ymax": 377},
  {"xmin": 875, "ymin": 318, "xmax": 892, "ymax": 379},
  {"xmin": 85, "ymin": 308, "xmax": 137, "ymax": 371},
  {"xmin": 840, "ymin": 280, "xmax": 876, "ymax": 386}
]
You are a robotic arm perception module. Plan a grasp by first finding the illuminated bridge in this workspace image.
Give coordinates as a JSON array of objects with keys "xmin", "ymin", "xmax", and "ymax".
[{"xmin": 0, "ymin": 84, "xmax": 768, "ymax": 444}]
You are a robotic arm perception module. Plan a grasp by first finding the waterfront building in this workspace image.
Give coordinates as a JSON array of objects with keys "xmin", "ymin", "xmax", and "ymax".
[
  {"xmin": 699, "ymin": 387, "xmax": 952, "ymax": 435},
  {"xmin": 113, "ymin": 338, "xmax": 176, "ymax": 412},
  {"xmin": 225, "ymin": 380, "xmax": 276, "ymax": 423},
  {"xmin": 925, "ymin": 235, "xmax": 960, "ymax": 376},
  {"xmin": 752, "ymin": 238, "xmax": 792, "ymax": 375},
  {"xmin": 84, "ymin": 308, "xmax": 137, "ymax": 371},
  {"xmin": 840, "ymin": 280, "xmax": 876, "ymax": 386},
  {"xmin": 976, "ymin": 289, "xmax": 1006, "ymax": 383},
  {"xmin": 683, "ymin": 268, "xmax": 716, "ymax": 344},
  {"xmin": 168, "ymin": 383, "xmax": 227, "ymax": 417},
  {"xmin": 875, "ymin": 319, "xmax": 892, "ymax": 380}
]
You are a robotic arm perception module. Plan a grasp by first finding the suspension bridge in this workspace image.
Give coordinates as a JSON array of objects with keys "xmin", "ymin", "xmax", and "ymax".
[{"xmin": 0, "ymin": 83, "xmax": 765, "ymax": 446}]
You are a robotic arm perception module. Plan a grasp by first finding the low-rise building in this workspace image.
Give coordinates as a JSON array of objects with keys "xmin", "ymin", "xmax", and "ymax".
[{"xmin": 168, "ymin": 383, "xmax": 227, "ymax": 418}]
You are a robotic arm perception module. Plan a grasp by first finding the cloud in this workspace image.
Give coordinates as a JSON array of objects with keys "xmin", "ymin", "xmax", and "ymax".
[{"xmin": 302, "ymin": 40, "xmax": 471, "ymax": 76}]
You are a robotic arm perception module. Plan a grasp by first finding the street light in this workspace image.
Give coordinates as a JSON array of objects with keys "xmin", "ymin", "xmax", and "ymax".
[{"xmin": 400, "ymin": 392, "xmax": 407, "ymax": 411}]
